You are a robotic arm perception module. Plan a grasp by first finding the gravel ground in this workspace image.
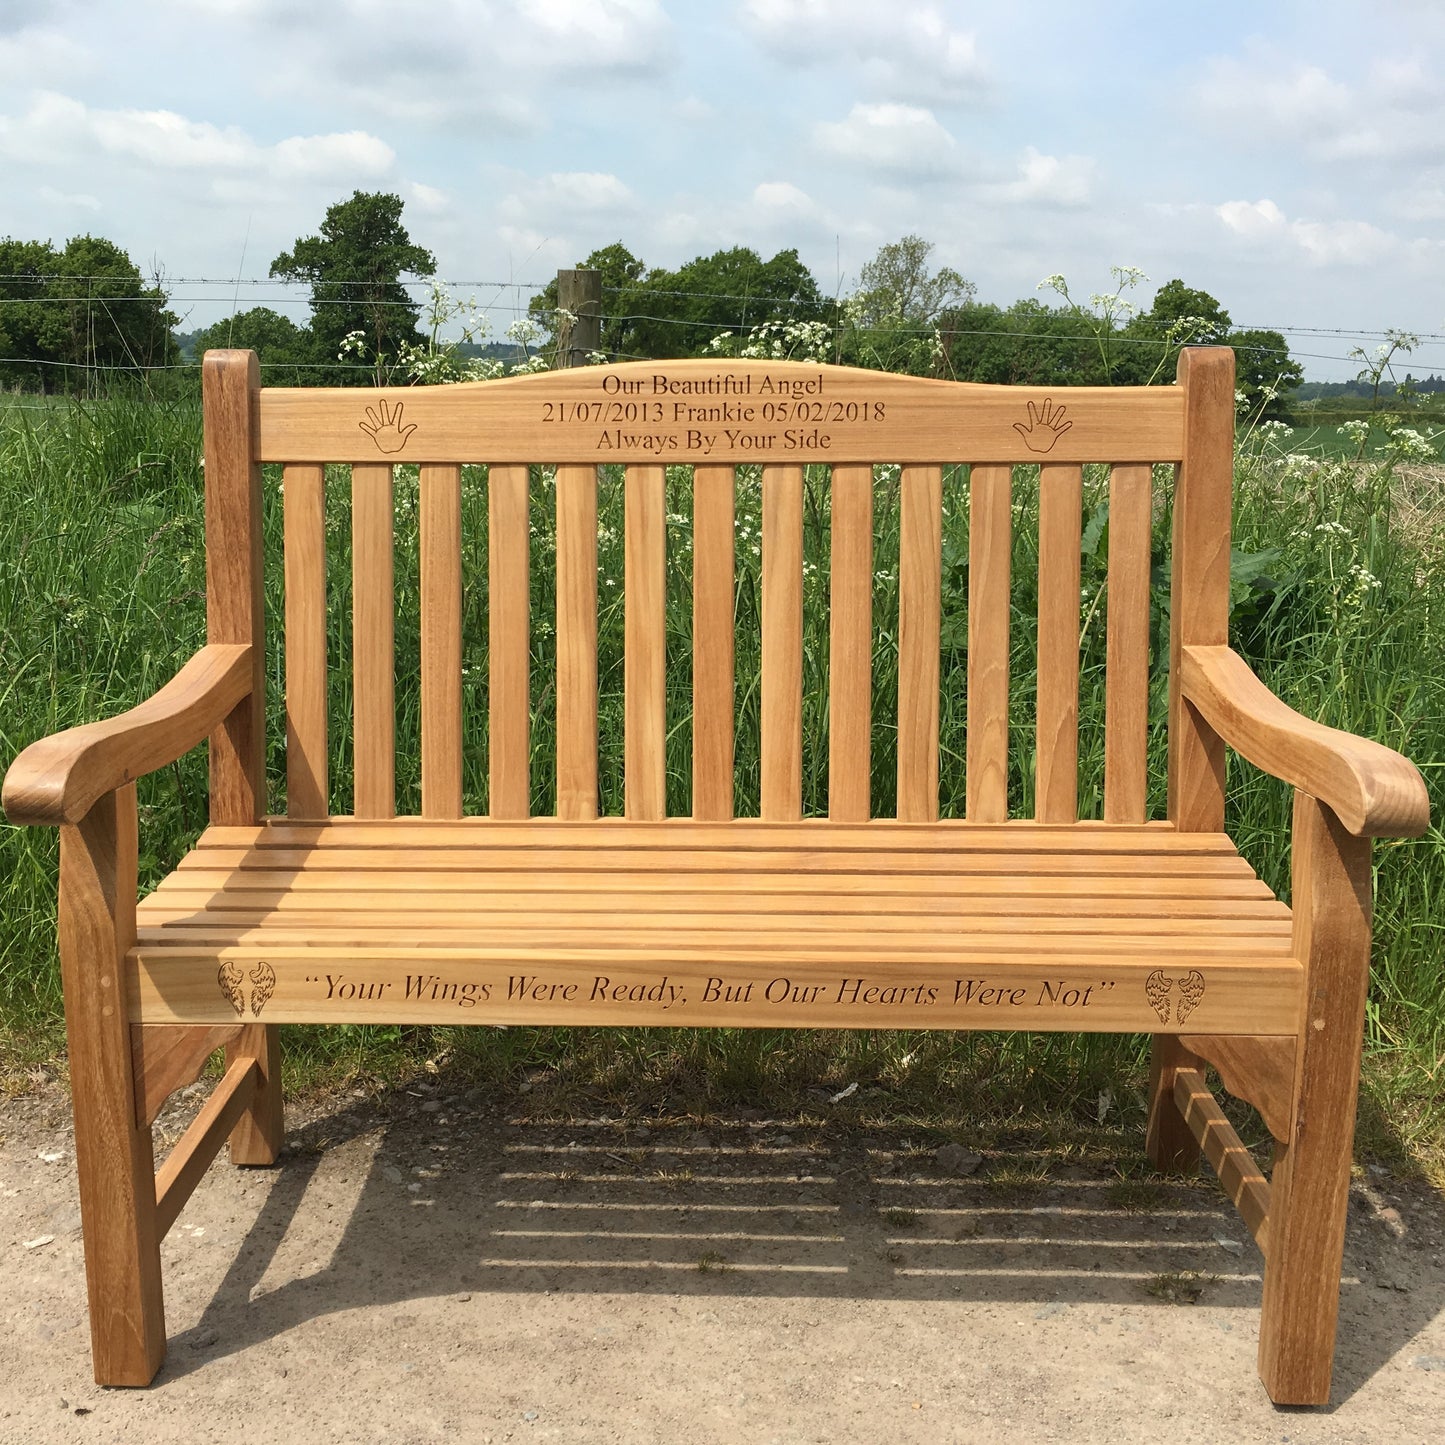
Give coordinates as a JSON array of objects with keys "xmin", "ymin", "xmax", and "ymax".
[{"xmin": 3, "ymin": 1079, "xmax": 1444, "ymax": 1444}]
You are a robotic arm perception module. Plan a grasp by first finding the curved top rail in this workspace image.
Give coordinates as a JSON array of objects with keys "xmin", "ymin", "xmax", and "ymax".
[{"xmin": 253, "ymin": 356, "xmax": 1186, "ymax": 466}]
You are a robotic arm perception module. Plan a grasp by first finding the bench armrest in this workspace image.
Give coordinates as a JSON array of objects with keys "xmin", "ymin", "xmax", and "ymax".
[
  {"xmin": 3, "ymin": 645, "xmax": 253, "ymax": 827},
  {"xmin": 1181, "ymin": 644, "xmax": 1429, "ymax": 838}
]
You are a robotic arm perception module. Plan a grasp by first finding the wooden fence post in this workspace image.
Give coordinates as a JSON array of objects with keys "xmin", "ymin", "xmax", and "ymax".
[{"xmin": 555, "ymin": 269, "xmax": 603, "ymax": 368}]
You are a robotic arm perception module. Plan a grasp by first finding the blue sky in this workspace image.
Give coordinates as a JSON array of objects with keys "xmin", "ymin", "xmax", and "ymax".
[{"xmin": 2, "ymin": 0, "xmax": 1444, "ymax": 378}]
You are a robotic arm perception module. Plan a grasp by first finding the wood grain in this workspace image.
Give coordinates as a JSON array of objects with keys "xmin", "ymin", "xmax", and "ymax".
[
  {"xmin": 1104, "ymin": 464, "xmax": 1153, "ymax": 823},
  {"xmin": 257, "ymin": 360, "xmax": 1187, "ymax": 464},
  {"xmin": 283, "ymin": 463, "xmax": 328, "ymax": 818},
  {"xmin": 625, "ymin": 465, "xmax": 666, "ymax": 820},
  {"xmin": 1035, "ymin": 463, "xmax": 1081, "ymax": 823},
  {"xmin": 488, "ymin": 464, "xmax": 530, "ymax": 818},
  {"xmin": 130, "ymin": 1024, "xmax": 242, "ymax": 1128},
  {"xmin": 762, "ymin": 466, "xmax": 803, "ymax": 820},
  {"xmin": 967, "ymin": 465, "xmax": 1011, "ymax": 822},
  {"xmin": 1174, "ymin": 1065, "xmax": 1271, "ymax": 1252},
  {"xmin": 420, "ymin": 464, "xmax": 463, "ymax": 819},
  {"xmin": 351, "ymin": 463, "xmax": 395, "ymax": 818},
  {"xmin": 897, "ymin": 466, "xmax": 941, "ymax": 822},
  {"xmin": 153, "ymin": 1056, "xmax": 258, "ymax": 1237},
  {"xmin": 556, "ymin": 465, "xmax": 599, "ymax": 820},
  {"xmin": 1167, "ymin": 348, "xmax": 1233, "ymax": 832},
  {"xmin": 829, "ymin": 465, "xmax": 872, "ymax": 821},
  {"xmin": 59, "ymin": 785, "xmax": 166, "ymax": 1385},
  {"xmin": 1177, "ymin": 1032, "xmax": 1296, "ymax": 1144},
  {"xmin": 3, "ymin": 646, "xmax": 251, "ymax": 828},
  {"xmin": 1182, "ymin": 645, "xmax": 1428, "ymax": 838},
  {"xmin": 1259, "ymin": 793, "xmax": 1373, "ymax": 1405},
  {"xmin": 202, "ymin": 351, "xmax": 265, "ymax": 827},
  {"xmin": 692, "ymin": 465, "xmax": 735, "ymax": 821}
]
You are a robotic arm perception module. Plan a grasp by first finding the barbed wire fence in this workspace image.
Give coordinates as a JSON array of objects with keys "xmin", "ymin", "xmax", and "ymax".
[{"xmin": 2, "ymin": 272, "xmax": 1443, "ymax": 394}]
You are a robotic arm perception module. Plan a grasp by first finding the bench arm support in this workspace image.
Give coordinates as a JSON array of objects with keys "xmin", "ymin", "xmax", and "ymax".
[
  {"xmin": 1180, "ymin": 644, "xmax": 1428, "ymax": 839},
  {"xmin": 3, "ymin": 645, "xmax": 253, "ymax": 827}
]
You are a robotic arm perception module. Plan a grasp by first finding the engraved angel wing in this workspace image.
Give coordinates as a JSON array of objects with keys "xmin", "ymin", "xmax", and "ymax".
[
  {"xmin": 1175, "ymin": 970, "xmax": 1206, "ymax": 1026},
  {"xmin": 1145, "ymin": 969, "xmax": 1173, "ymax": 1025},
  {"xmin": 249, "ymin": 961, "xmax": 276, "ymax": 1017},
  {"xmin": 218, "ymin": 962, "xmax": 246, "ymax": 1016}
]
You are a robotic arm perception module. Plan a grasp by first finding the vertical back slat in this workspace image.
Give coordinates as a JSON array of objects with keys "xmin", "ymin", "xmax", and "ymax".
[
  {"xmin": 556, "ymin": 464, "xmax": 598, "ymax": 820},
  {"xmin": 761, "ymin": 464, "xmax": 803, "ymax": 821},
  {"xmin": 488, "ymin": 464, "xmax": 530, "ymax": 819},
  {"xmin": 625, "ymin": 464, "xmax": 666, "ymax": 820},
  {"xmin": 897, "ymin": 465, "xmax": 942, "ymax": 822},
  {"xmin": 283, "ymin": 463, "xmax": 327, "ymax": 817},
  {"xmin": 1168, "ymin": 347, "xmax": 1234, "ymax": 831},
  {"xmin": 692, "ymin": 465, "xmax": 735, "ymax": 821},
  {"xmin": 966, "ymin": 464, "xmax": 1011, "ymax": 823},
  {"xmin": 829, "ymin": 465, "xmax": 872, "ymax": 821},
  {"xmin": 420, "ymin": 464, "xmax": 463, "ymax": 819},
  {"xmin": 351, "ymin": 463, "xmax": 395, "ymax": 818},
  {"xmin": 1035, "ymin": 463, "xmax": 1083, "ymax": 823},
  {"xmin": 202, "ymin": 350, "xmax": 264, "ymax": 826},
  {"xmin": 1105, "ymin": 463, "xmax": 1154, "ymax": 823}
]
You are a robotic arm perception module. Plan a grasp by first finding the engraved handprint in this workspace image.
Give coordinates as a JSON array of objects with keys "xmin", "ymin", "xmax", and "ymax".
[
  {"xmin": 359, "ymin": 398, "xmax": 417, "ymax": 454},
  {"xmin": 1013, "ymin": 398, "xmax": 1073, "ymax": 454}
]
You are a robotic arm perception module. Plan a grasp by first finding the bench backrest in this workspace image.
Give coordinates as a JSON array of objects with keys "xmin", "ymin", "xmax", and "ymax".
[{"xmin": 200, "ymin": 348, "xmax": 1235, "ymax": 830}]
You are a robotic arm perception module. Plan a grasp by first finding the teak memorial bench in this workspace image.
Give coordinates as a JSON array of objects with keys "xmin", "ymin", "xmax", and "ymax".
[{"xmin": 4, "ymin": 347, "xmax": 1428, "ymax": 1403}]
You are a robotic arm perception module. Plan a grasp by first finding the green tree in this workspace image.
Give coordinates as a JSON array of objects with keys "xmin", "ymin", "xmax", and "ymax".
[
  {"xmin": 190, "ymin": 306, "xmax": 318, "ymax": 384},
  {"xmin": 0, "ymin": 238, "xmax": 56, "ymax": 389},
  {"xmin": 630, "ymin": 246, "xmax": 827, "ymax": 358},
  {"xmin": 943, "ymin": 298, "xmax": 1101, "ymax": 385},
  {"xmin": 1229, "ymin": 328, "xmax": 1304, "ymax": 421},
  {"xmin": 528, "ymin": 241, "xmax": 647, "ymax": 359},
  {"xmin": 1115, "ymin": 278, "xmax": 1233, "ymax": 384},
  {"xmin": 855, "ymin": 235, "xmax": 974, "ymax": 327},
  {"xmin": 0, "ymin": 235, "xmax": 177, "ymax": 391},
  {"xmin": 270, "ymin": 191, "xmax": 436, "ymax": 383}
]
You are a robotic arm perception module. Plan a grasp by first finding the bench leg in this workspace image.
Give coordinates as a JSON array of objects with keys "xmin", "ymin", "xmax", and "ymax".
[
  {"xmin": 226, "ymin": 1023, "xmax": 284, "ymax": 1165},
  {"xmin": 1145, "ymin": 1035, "xmax": 1201, "ymax": 1173},
  {"xmin": 60, "ymin": 787, "xmax": 166, "ymax": 1386},
  {"xmin": 1258, "ymin": 794, "xmax": 1371, "ymax": 1406}
]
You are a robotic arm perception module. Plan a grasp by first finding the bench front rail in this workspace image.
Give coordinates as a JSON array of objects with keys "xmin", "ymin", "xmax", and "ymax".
[{"xmin": 3, "ymin": 347, "xmax": 1427, "ymax": 1402}]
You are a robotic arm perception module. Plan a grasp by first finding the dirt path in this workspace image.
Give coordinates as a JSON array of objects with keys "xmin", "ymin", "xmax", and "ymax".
[{"xmin": 3, "ymin": 1080, "xmax": 1443, "ymax": 1444}]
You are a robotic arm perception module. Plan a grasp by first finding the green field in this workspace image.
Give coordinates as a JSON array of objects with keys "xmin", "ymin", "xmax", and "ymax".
[{"xmin": 2, "ymin": 393, "xmax": 1442, "ymax": 1173}]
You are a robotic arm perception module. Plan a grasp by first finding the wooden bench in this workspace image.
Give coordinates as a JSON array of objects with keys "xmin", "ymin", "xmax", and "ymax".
[{"xmin": 4, "ymin": 347, "xmax": 1427, "ymax": 1402}]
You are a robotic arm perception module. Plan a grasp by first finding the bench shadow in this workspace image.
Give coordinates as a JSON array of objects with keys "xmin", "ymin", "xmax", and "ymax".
[{"xmin": 157, "ymin": 1087, "xmax": 1442, "ymax": 1408}]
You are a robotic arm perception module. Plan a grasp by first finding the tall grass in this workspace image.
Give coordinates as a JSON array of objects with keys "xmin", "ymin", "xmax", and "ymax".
[{"xmin": 1, "ymin": 394, "xmax": 1441, "ymax": 1167}]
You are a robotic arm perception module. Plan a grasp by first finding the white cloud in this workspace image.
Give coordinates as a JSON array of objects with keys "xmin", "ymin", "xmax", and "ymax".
[
  {"xmin": 813, "ymin": 103, "xmax": 962, "ymax": 179},
  {"xmin": 184, "ymin": 0, "xmax": 676, "ymax": 131},
  {"xmin": 993, "ymin": 147, "xmax": 1095, "ymax": 208},
  {"xmin": 38, "ymin": 184, "xmax": 100, "ymax": 210},
  {"xmin": 740, "ymin": 0, "xmax": 988, "ymax": 105},
  {"xmin": 752, "ymin": 181, "xmax": 819, "ymax": 217},
  {"xmin": 1196, "ymin": 51, "xmax": 1445, "ymax": 166},
  {"xmin": 1215, "ymin": 198, "xmax": 1396, "ymax": 265},
  {"xmin": 407, "ymin": 182, "xmax": 450, "ymax": 214},
  {"xmin": 499, "ymin": 171, "xmax": 637, "ymax": 226},
  {"xmin": 0, "ymin": 90, "xmax": 393, "ymax": 182}
]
